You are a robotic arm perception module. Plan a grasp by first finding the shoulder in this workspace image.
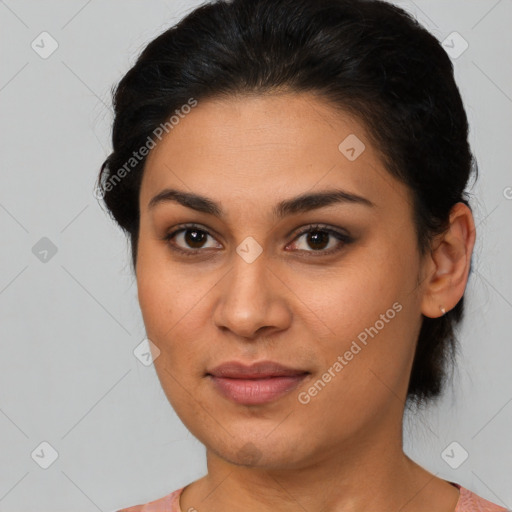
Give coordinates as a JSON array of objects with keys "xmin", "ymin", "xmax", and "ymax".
[
  {"xmin": 114, "ymin": 482, "xmax": 512, "ymax": 512},
  {"xmin": 453, "ymin": 483, "xmax": 510, "ymax": 512},
  {"xmin": 115, "ymin": 486, "xmax": 185, "ymax": 512}
]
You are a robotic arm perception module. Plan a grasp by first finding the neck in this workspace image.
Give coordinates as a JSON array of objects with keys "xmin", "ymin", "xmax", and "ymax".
[{"xmin": 182, "ymin": 413, "xmax": 447, "ymax": 512}]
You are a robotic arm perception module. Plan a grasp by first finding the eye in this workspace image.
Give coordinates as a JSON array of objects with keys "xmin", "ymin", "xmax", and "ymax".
[
  {"xmin": 163, "ymin": 224, "xmax": 222, "ymax": 256},
  {"xmin": 287, "ymin": 224, "xmax": 353, "ymax": 255},
  {"xmin": 162, "ymin": 223, "xmax": 353, "ymax": 257}
]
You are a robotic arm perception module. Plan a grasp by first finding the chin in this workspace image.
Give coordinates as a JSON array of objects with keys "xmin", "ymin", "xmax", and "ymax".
[{"xmin": 209, "ymin": 436, "xmax": 314, "ymax": 470}]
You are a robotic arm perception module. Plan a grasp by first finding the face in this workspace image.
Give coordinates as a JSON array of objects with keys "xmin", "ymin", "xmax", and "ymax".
[{"xmin": 136, "ymin": 92, "xmax": 428, "ymax": 469}]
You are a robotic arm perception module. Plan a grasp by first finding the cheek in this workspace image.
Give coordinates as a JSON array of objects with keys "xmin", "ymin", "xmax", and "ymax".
[
  {"xmin": 314, "ymin": 254, "xmax": 398, "ymax": 332},
  {"xmin": 135, "ymin": 242, "xmax": 213, "ymax": 371},
  {"xmin": 136, "ymin": 262, "xmax": 209, "ymax": 417},
  {"xmin": 297, "ymin": 302, "xmax": 418, "ymax": 439},
  {"xmin": 136, "ymin": 238, "xmax": 195, "ymax": 337},
  {"xmin": 310, "ymin": 242, "xmax": 421, "ymax": 393},
  {"xmin": 137, "ymin": 271, "xmax": 202, "ymax": 354}
]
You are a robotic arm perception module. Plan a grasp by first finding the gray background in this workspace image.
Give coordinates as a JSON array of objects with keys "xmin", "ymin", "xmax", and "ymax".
[{"xmin": 0, "ymin": 1, "xmax": 511, "ymax": 511}]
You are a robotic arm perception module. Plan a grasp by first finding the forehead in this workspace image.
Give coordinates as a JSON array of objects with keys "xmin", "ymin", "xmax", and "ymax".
[
  {"xmin": 144, "ymin": 92, "xmax": 371, "ymax": 164},
  {"xmin": 140, "ymin": 92, "xmax": 408, "ymax": 216}
]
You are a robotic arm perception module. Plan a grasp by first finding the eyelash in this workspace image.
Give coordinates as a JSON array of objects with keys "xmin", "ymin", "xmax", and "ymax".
[{"xmin": 161, "ymin": 223, "xmax": 354, "ymax": 258}]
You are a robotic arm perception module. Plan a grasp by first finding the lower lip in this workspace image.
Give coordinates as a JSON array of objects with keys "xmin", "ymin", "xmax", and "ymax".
[{"xmin": 208, "ymin": 374, "xmax": 308, "ymax": 405}]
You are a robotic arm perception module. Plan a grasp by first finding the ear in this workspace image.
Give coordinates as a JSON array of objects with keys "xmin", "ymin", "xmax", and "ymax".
[{"xmin": 420, "ymin": 202, "xmax": 476, "ymax": 318}]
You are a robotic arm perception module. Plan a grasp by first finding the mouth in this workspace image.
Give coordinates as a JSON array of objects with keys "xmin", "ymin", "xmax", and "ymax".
[{"xmin": 206, "ymin": 360, "xmax": 310, "ymax": 405}]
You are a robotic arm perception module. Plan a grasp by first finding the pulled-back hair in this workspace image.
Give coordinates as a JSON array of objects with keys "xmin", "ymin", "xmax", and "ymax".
[{"xmin": 97, "ymin": 0, "xmax": 477, "ymax": 408}]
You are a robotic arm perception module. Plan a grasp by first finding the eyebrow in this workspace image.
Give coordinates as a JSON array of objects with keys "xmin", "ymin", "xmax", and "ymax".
[{"xmin": 147, "ymin": 187, "xmax": 375, "ymax": 219}]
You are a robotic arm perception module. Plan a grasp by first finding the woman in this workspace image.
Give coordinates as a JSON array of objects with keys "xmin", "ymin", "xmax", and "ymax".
[{"xmin": 97, "ymin": 0, "xmax": 508, "ymax": 510}]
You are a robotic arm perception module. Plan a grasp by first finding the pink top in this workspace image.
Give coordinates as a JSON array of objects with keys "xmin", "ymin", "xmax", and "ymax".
[{"xmin": 117, "ymin": 482, "xmax": 509, "ymax": 512}]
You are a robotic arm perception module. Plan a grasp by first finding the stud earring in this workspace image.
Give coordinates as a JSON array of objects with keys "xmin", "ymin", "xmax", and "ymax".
[{"xmin": 440, "ymin": 306, "xmax": 446, "ymax": 315}]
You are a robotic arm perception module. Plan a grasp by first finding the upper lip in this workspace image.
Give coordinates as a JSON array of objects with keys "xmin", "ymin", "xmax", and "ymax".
[{"xmin": 207, "ymin": 360, "xmax": 309, "ymax": 379}]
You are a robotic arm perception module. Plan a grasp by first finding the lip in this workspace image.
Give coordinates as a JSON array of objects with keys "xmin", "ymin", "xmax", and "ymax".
[
  {"xmin": 206, "ymin": 360, "xmax": 310, "ymax": 405},
  {"xmin": 207, "ymin": 360, "xmax": 309, "ymax": 379}
]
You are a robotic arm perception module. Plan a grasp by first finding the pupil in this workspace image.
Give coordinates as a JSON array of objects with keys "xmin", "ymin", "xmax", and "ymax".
[
  {"xmin": 185, "ymin": 229, "xmax": 206, "ymax": 248},
  {"xmin": 308, "ymin": 231, "xmax": 329, "ymax": 250}
]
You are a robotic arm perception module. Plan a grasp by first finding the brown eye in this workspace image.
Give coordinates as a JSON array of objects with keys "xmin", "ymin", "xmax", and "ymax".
[
  {"xmin": 183, "ymin": 228, "xmax": 208, "ymax": 248},
  {"xmin": 305, "ymin": 230, "xmax": 330, "ymax": 250},
  {"xmin": 163, "ymin": 224, "xmax": 223, "ymax": 256},
  {"xmin": 288, "ymin": 224, "xmax": 353, "ymax": 255}
]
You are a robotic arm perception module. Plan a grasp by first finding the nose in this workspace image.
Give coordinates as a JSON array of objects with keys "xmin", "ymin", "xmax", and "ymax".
[{"xmin": 212, "ymin": 251, "xmax": 292, "ymax": 340}]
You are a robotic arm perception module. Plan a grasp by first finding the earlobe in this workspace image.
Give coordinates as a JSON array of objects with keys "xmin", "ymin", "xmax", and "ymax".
[{"xmin": 420, "ymin": 202, "xmax": 476, "ymax": 318}]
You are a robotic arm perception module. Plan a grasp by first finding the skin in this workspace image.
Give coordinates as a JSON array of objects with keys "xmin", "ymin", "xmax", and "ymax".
[{"xmin": 136, "ymin": 92, "xmax": 475, "ymax": 512}]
